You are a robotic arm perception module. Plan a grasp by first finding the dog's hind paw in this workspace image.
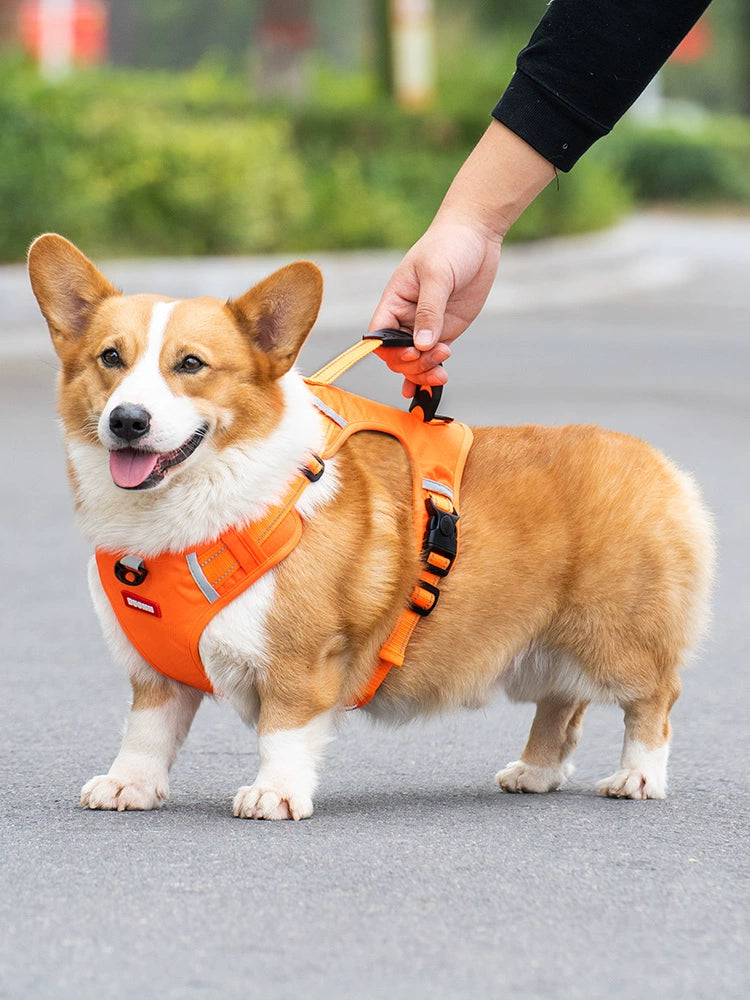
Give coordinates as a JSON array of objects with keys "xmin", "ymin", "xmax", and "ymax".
[
  {"xmin": 80, "ymin": 774, "xmax": 168, "ymax": 811},
  {"xmin": 495, "ymin": 759, "xmax": 573, "ymax": 794},
  {"xmin": 233, "ymin": 783, "xmax": 313, "ymax": 821}
]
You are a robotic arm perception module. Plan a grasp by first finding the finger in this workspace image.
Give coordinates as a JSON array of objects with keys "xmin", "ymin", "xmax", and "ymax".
[
  {"xmin": 411, "ymin": 274, "xmax": 452, "ymax": 352},
  {"xmin": 374, "ymin": 345, "xmax": 420, "ymax": 365},
  {"xmin": 376, "ymin": 343, "xmax": 450, "ymax": 376},
  {"xmin": 414, "ymin": 328, "xmax": 437, "ymax": 350},
  {"xmin": 401, "ymin": 363, "xmax": 449, "ymax": 393}
]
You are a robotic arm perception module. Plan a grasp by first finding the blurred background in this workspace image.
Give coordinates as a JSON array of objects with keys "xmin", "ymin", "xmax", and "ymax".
[{"xmin": 0, "ymin": 0, "xmax": 748, "ymax": 261}]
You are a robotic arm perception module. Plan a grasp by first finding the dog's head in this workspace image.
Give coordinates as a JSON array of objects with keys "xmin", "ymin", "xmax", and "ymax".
[{"xmin": 28, "ymin": 234, "xmax": 323, "ymax": 491}]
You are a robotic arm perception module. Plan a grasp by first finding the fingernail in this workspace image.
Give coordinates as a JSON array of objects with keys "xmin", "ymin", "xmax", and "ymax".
[{"xmin": 414, "ymin": 329, "xmax": 434, "ymax": 350}]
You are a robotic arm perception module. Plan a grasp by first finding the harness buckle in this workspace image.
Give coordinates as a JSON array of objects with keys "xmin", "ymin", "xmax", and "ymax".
[
  {"xmin": 409, "ymin": 383, "xmax": 446, "ymax": 423},
  {"xmin": 423, "ymin": 497, "xmax": 459, "ymax": 577},
  {"xmin": 114, "ymin": 555, "xmax": 148, "ymax": 587},
  {"xmin": 300, "ymin": 453, "xmax": 325, "ymax": 482}
]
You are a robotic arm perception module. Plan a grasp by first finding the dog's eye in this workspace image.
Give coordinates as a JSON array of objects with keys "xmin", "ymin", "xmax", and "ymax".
[
  {"xmin": 176, "ymin": 355, "xmax": 206, "ymax": 374},
  {"xmin": 99, "ymin": 348, "xmax": 123, "ymax": 369}
]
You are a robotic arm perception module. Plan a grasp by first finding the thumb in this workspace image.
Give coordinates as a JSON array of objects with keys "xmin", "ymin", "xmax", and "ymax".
[{"xmin": 412, "ymin": 275, "xmax": 450, "ymax": 351}]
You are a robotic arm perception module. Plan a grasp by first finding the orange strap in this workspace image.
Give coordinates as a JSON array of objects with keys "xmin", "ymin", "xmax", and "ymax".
[
  {"xmin": 352, "ymin": 492, "xmax": 459, "ymax": 708},
  {"xmin": 304, "ymin": 379, "xmax": 472, "ymax": 710}
]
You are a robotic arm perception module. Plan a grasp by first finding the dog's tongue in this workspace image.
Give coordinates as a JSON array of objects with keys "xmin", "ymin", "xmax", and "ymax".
[{"xmin": 109, "ymin": 449, "xmax": 159, "ymax": 488}]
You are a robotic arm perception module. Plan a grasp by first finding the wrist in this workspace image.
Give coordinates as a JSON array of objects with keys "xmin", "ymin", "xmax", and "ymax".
[{"xmin": 438, "ymin": 120, "xmax": 556, "ymax": 241}]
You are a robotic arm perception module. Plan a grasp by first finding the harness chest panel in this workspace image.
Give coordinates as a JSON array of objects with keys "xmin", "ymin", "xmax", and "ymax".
[
  {"xmin": 95, "ymin": 380, "xmax": 473, "ymax": 704},
  {"xmin": 96, "ymin": 509, "xmax": 304, "ymax": 693}
]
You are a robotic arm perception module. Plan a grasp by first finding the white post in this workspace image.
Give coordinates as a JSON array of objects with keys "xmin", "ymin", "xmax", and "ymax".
[
  {"xmin": 38, "ymin": 0, "xmax": 75, "ymax": 82},
  {"xmin": 390, "ymin": 0, "xmax": 435, "ymax": 110}
]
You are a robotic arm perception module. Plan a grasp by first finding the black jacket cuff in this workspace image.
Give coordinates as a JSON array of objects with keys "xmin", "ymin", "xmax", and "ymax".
[{"xmin": 492, "ymin": 69, "xmax": 611, "ymax": 172}]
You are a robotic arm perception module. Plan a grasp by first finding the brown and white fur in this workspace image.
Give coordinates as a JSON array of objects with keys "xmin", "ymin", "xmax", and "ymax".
[{"xmin": 28, "ymin": 234, "xmax": 715, "ymax": 819}]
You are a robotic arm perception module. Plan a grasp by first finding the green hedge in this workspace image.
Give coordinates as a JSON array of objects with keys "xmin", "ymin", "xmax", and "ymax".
[
  {"xmin": 1, "ymin": 55, "xmax": 748, "ymax": 263},
  {"xmin": 0, "ymin": 56, "xmax": 634, "ymax": 261},
  {"xmin": 605, "ymin": 115, "xmax": 750, "ymax": 204},
  {"xmin": 0, "ymin": 58, "xmax": 308, "ymax": 258}
]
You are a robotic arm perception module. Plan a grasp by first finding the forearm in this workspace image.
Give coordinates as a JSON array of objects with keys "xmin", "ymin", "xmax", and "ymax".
[
  {"xmin": 435, "ymin": 120, "xmax": 557, "ymax": 241},
  {"xmin": 369, "ymin": 0, "xmax": 714, "ymax": 390}
]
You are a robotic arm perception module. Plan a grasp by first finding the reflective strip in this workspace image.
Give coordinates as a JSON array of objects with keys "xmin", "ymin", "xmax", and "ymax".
[
  {"xmin": 312, "ymin": 398, "xmax": 348, "ymax": 428},
  {"xmin": 119, "ymin": 554, "xmax": 145, "ymax": 571},
  {"xmin": 422, "ymin": 478, "xmax": 453, "ymax": 500},
  {"xmin": 186, "ymin": 552, "xmax": 219, "ymax": 603}
]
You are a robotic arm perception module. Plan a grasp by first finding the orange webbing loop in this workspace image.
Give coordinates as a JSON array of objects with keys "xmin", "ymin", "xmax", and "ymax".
[
  {"xmin": 310, "ymin": 330, "xmax": 418, "ymax": 387},
  {"xmin": 309, "ymin": 338, "xmax": 383, "ymax": 385}
]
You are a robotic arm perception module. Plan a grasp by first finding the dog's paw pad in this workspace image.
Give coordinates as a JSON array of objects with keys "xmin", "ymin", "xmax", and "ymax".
[
  {"xmin": 495, "ymin": 759, "xmax": 572, "ymax": 794},
  {"xmin": 596, "ymin": 769, "xmax": 666, "ymax": 800},
  {"xmin": 80, "ymin": 774, "xmax": 167, "ymax": 811},
  {"xmin": 233, "ymin": 784, "xmax": 312, "ymax": 821}
]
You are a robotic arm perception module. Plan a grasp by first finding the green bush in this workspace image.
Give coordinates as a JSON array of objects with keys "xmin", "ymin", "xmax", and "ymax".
[
  {"xmin": 67, "ymin": 106, "xmax": 308, "ymax": 256},
  {"xmin": 285, "ymin": 104, "xmax": 470, "ymax": 249},
  {"xmin": 605, "ymin": 116, "xmax": 750, "ymax": 204},
  {"xmin": 3, "ymin": 49, "xmax": 750, "ymax": 263},
  {"xmin": 0, "ymin": 55, "xmax": 637, "ymax": 261},
  {"xmin": 0, "ymin": 57, "xmax": 308, "ymax": 259},
  {"xmin": 0, "ymin": 59, "xmax": 80, "ymax": 256}
]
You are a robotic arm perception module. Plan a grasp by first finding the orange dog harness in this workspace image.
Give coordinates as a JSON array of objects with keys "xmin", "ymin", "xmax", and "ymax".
[{"xmin": 96, "ymin": 334, "xmax": 474, "ymax": 708}]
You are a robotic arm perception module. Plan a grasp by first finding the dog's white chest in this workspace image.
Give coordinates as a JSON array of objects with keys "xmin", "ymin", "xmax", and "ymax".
[{"xmin": 197, "ymin": 572, "xmax": 277, "ymax": 719}]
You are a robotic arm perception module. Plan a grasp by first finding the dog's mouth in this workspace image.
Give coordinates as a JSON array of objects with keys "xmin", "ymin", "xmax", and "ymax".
[{"xmin": 108, "ymin": 426, "xmax": 209, "ymax": 490}]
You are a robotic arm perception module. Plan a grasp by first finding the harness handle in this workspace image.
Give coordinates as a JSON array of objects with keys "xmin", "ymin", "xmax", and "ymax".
[
  {"xmin": 308, "ymin": 329, "xmax": 446, "ymax": 423},
  {"xmin": 366, "ymin": 331, "xmax": 446, "ymax": 422}
]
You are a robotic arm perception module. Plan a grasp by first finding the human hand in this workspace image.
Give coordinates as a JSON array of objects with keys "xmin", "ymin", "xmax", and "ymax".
[
  {"xmin": 369, "ymin": 214, "xmax": 503, "ymax": 397},
  {"xmin": 368, "ymin": 121, "xmax": 555, "ymax": 397}
]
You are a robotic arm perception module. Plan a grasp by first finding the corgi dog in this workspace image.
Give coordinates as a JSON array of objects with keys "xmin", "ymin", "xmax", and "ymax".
[{"xmin": 28, "ymin": 233, "xmax": 714, "ymax": 820}]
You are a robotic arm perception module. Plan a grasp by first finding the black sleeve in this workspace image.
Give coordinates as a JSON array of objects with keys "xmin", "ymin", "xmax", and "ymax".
[{"xmin": 492, "ymin": 0, "xmax": 713, "ymax": 171}]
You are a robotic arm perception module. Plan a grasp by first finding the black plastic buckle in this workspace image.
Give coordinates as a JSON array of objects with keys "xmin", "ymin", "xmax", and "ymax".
[
  {"xmin": 301, "ymin": 453, "xmax": 325, "ymax": 482},
  {"xmin": 362, "ymin": 329, "xmax": 416, "ymax": 349},
  {"xmin": 409, "ymin": 384, "xmax": 446, "ymax": 423},
  {"xmin": 410, "ymin": 580, "xmax": 441, "ymax": 617},
  {"xmin": 423, "ymin": 498, "xmax": 459, "ymax": 577},
  {"xmin": 114, "ymin": 555, "xmax": 148, "ymax": 587}
]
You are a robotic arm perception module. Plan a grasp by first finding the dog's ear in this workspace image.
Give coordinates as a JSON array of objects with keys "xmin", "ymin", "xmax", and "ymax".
[
  {"xmin": 27, "ymin": 234, "xmax": 119, "ymax": 350},
  {"xmin": 227, "ymin": 262, "xmax": 323, "ymax": 379}
]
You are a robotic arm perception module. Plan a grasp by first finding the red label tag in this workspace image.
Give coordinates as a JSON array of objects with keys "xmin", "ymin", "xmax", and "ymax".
[{"xmin": 121, "ymin": 591, "xmax": 162, "ymax": 618}]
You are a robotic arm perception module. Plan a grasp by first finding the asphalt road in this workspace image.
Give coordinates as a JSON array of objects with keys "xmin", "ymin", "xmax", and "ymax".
[{"xmin": 1, "ymin": 214, "xmax": 748, "ymax": 999}]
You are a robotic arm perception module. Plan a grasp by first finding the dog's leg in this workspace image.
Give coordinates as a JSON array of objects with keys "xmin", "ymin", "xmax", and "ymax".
[
  {"xmin": 496, "ymin": 699, "xmax": 588, "ymax": 793},
  {"xmin": 596, "ymin": 673, "xmax": 681, "ymax": 800},
  {"xmin": 233, "ymin": 707, "xmax": 337, "ymax": 821},
  {"xmin": 80, "ymin": 678, "xmax": 203, "ymax": 811}
]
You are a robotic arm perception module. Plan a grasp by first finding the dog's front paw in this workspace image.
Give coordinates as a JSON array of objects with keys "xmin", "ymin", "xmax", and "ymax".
[
  {"xmin": 495, "ymin": 759, "xmax": 573, "ymax": 794},
  {"xmin": 232, "ymin": 783, "xmax": 313, "ymax": 821},
  {"xmin": 596, "ymin": 769, "xmax": 666, "ymax": 800},
  {"xmin": 80, "ymin": 773, "xmax": 168, "ymax": 811}
]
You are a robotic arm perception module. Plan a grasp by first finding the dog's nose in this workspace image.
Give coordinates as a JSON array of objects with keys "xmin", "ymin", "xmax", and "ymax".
[{"xmin": 109, "ymin": 404, "xmax": 151, "ymax": 443}]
